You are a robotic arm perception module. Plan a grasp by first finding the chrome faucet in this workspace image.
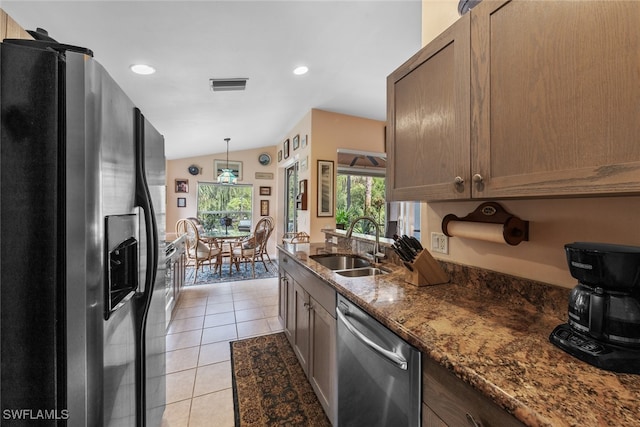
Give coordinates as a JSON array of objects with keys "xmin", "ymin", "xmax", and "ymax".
[{"xmin": 345, "ymin": 216, "xmax": 385, "ymax": 264}]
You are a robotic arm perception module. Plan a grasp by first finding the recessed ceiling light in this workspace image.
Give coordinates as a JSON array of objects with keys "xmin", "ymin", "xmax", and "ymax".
[
  {"xmin": 130, "ymin": 64, "xmax": 156, "ymax": 75},
  {"xmin": 293, "ymin": 66, "xmax": 309, "ymax": 75}
]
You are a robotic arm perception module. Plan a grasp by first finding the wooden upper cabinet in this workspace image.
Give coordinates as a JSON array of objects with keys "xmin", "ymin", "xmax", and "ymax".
[
  {"xmin": 388, "ymin": 0, "xmax": 640, "ymax": 201},
  {"xmin": 472, "ymin": 0, "xmax": 640, "ymax": 198},
  {"xmin": 387, "ymin": 13, "xmax": 471, "ymax": 201}
]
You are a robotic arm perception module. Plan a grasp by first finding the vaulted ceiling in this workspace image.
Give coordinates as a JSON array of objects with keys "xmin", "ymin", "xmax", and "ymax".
[{"xmin": 3, "ymin": 1, "xmax": 422, "ymax": 159}]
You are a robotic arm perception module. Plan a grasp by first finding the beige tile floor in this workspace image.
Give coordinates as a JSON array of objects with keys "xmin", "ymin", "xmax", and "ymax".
[{"xmin": 161, "ymin": 276, "xmax": 282, "ymax": 427}]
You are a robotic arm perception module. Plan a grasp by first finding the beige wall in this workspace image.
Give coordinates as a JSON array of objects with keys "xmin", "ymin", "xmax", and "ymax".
[
  {"xmin": 420, "ymin": 1, "xmax": 640, "ymax": 288},
  {"xmin": 165, "ymin": 146, "xmax": 278, "ymax": 253},
  {"xmin": 274, "ymin": 109, "xmax": 385, "ymax": 243},
  {"xmin": 167, "ymin": 109, "xmax": 384, "ymax": 252},
  {"xmin": 309, "ymin": 109, "xmax": 386, "ymax": 241},
  {"xmin": 283, "ymin": 109, "xmax": 385, "ymax": 242},
  {"xmin": 421, "ymin": 0, "xmax": 460, "ymax": 45},
  {"xmin": 425, "ymin": 197, "xmax": 640, "ymax": 288}
]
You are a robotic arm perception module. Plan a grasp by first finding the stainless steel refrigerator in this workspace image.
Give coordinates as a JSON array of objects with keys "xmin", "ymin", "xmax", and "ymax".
[{"xmin": 1, "ymin": 36, "xmax": 166, "ymax": 426}]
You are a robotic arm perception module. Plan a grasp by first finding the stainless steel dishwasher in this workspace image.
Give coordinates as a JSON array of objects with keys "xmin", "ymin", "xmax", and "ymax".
[{"xmin": 336, "ymin": 294, "xmax": 421, "ymax": 426}]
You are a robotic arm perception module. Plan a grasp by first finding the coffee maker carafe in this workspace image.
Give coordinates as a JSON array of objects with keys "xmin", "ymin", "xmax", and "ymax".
[{"xmin": 550, "ymin": 242, "xmax": 640, "ymax": 373}]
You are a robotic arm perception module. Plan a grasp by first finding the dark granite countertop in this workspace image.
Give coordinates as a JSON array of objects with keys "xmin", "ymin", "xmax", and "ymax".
[{"xmin": 277, "ymin": 242, "xmax": 640, "ymax": 427}]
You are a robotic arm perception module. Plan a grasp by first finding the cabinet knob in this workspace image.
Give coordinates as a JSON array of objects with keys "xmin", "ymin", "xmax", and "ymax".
[
  {"xmin": 454, "ymin": 176, "xmax": 465, "ymax": 185},
  {"xmin": 303, "ymin": 302, "xmax": 312, "ymax": 310},
  {"xmin": 472, "ymin": 174, "xmax": 484, "ymax": 183}
]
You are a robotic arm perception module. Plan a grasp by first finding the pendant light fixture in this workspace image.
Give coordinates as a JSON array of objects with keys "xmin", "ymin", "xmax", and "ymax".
[{"xmin": 217, "ymin": 137, "xmax": 238, "ymax": 184}]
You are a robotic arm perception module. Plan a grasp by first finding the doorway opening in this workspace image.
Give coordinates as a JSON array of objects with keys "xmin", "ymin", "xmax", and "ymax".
[{"xmin": 284, "ymin": 163, "xmax": 298, "ymax": 233}]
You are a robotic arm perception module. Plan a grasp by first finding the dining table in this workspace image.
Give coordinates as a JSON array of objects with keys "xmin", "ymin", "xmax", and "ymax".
[{"xmin": 202, "ymin": 230, "xmax": 251, "ymax": 275}]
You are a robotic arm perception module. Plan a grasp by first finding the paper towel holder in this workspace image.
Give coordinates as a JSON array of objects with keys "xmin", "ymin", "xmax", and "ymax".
[{"xmin": 441, "ymin": 202, "xmax": 529, "ymax": 246}]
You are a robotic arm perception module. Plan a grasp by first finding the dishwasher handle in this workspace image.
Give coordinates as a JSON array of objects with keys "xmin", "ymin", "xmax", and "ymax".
[{"xmin": 337, "ymin": 305, "xmax": 408, "ymax": 370}]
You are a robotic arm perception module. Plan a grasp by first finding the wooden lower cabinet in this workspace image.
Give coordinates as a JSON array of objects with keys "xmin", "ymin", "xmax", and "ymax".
[
  {"xmin": 166, "ymin": 235, "xmax": 187, "ymax": 328},
  {"xmin": 422, "ymin": 403, "xmax": 447, "ymax": 427},
  {"xmin": 278, "ymin": 250, "xmax": 337, "ymax": 425},
  {"xmin": 292, "ymin": 282, "xmax": 311, "ymax": 372},
  {"xmin": 422, "ymin": 356, "xmax": 524, "ymax": 427},
  {"xmin": 308, "ymin": 295, "xmax": 336, "ymax": 418},
  {"xmin": 278, "ymin": 270, "xmax": 294, "ymax": 342}
]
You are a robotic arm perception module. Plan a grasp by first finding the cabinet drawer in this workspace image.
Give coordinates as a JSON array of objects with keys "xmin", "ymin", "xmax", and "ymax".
[{"xmin": 422, "ymin": 356, "xmax": 524, "ymax": 427}]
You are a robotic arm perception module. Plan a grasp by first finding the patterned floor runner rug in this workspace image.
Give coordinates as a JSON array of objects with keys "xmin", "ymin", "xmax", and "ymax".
[{"xmin": 230, "ymin": 332, "xmax": 331, "ymax": 427}]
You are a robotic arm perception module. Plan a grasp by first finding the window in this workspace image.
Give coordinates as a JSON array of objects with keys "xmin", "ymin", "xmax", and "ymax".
[
  {"xmin": 336, "ymin": 174, "xmax": 386, "ymax": 235},
  {"xmin": 336, "ymin": 149, "xmax": 420, "ymax": 239},
  {"xmin": 196, "ymin": 183, "xmax": 253, "ymax": 231}
]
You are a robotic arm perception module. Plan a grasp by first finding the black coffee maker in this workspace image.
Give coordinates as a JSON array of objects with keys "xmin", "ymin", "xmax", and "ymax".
[{"xmin": 549, "ymin": 242, "xmax": 640, "ymax": 373}]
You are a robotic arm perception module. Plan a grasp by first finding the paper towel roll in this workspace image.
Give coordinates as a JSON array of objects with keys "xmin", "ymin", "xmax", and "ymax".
[{"xmin": 445, "ymin": 221, "xmax": 506, "ymax": 244}]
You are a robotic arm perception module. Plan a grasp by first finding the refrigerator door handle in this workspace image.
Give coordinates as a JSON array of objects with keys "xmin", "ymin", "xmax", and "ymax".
[
  {"xmin": 134, "ymin": 107, "xmax": 158, "ymax": 303},
  {"xmin": 133, "ymin": 107, "xmax": 158, "ymax": 427}
]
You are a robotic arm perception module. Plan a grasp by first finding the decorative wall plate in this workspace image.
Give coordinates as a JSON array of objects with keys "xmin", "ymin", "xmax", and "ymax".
[
  {"xmin": 188, "ymin": 165, "xmax": 200, "ymax": 175},
  {"xmin": 258, "ymin": 153, "xmax": 271, "ymax": 166}
]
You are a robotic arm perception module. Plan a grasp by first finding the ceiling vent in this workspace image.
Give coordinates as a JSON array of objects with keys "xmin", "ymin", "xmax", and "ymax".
[{"xmin": 209, "ymin": 78, "xmax": 248, "ymax": 92}]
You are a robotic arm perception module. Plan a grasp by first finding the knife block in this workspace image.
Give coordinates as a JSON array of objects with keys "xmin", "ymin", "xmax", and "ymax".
[{"xmin": 403, "ymin": 249, "xmax": 449, "ymax": 287}]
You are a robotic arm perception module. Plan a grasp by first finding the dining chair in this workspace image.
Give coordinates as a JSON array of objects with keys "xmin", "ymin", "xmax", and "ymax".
[
  {"xmin": 175, "ymin": 218, "xmax": 222, "ymax": 282},
  {"xmin": 281, "ymin": 231, "xmax": 310, "ymax": 244},
  {"xmin": 188, "ymin": 216, "xmax": 220, "ymax": 249},
  {"xmin": 261, "ymin": 216, "xmax": 276, "ymax": 263},
  {"xmin": 186, "ymin": 216, "xmax": 205, "ymax": 231},
  {"xmin": 231, "ymin": 217, "xmax": 274, "ymax": 278}
]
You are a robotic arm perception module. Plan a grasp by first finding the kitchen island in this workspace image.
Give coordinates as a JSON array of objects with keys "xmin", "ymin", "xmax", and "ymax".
[{"xmin": 278, "ymin": 242, "xmax": 640, "ymax": 427}]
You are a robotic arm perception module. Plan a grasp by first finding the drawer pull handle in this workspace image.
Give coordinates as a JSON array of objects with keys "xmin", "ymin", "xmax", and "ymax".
[
  {"xmin": 466, "ymin": 413, "xmax": 482, "ymax": 427},
  {"xmin": 454, "ymin": 176, "xmax": 465, "ymax": 185}
]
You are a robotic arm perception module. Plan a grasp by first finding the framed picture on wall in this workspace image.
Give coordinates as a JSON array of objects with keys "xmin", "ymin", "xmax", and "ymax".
[
  {"xmin": 260, "ymin": 200, "xmax": 269, "ymax": 216},
  {"xmin": 259, "ymin": 186, "xmax": 271, "ymax": 196},
  {"xmin": 278, "ymin": 150, "xmax": 283, "ymax": 162},
  {"xmin": 177, "ymin": 197, "xmax": 186, "ymax": 208},
  {"xmin": 214, "ymin": 160, "xmax": 243, "ymax": 181},
  {"xmin": 175, "ymin": 179, "xmax": 189, "ymax": 193},
  {"xmin": 293, "ymin": 134, "xmax": 300, "ymax": 150},
  {"xmin": 317, "ymin": 160, "xmax": 334, "ymax": 217}
]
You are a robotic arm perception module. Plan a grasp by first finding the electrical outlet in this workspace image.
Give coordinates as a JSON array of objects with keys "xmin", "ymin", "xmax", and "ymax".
[{"xmin": 431, "ymin": 232, "xmax": 449, "ymax": 254}]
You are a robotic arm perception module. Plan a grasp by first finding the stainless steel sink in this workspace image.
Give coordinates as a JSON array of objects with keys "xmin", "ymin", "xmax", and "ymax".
[
  {"xmin": 310, "ymin": 254, "xmax": 371, "ymax": 270},
  {"xmin": 335, "ymin": 267, "xmax": 388, "ymax": 277}
]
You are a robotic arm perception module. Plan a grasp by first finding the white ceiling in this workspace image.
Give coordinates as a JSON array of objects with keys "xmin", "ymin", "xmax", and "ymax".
[{"xmin": 2, "ymin": 1, "xmax": 423, "ymax": 160}]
